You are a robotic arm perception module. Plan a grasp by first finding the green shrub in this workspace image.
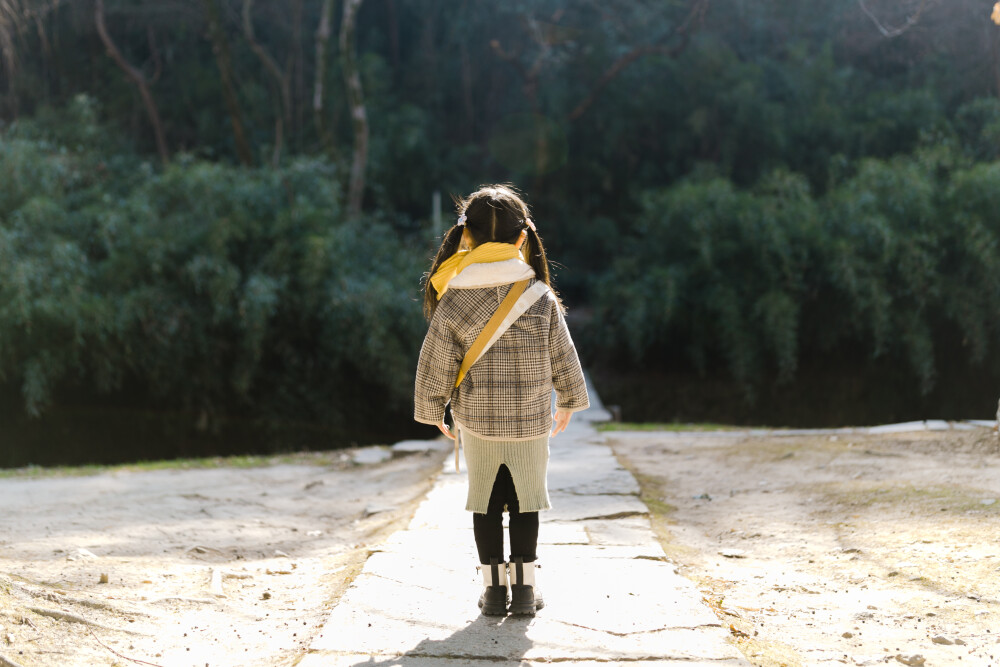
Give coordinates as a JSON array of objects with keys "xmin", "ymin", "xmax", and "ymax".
[
  {"xmin": 589, "ymin": 149, "xmax": 1000, "ymax": 399},
  {"xmin": 591, "ymin": 170, "xmax": 819, "ymax": 395},
  {"xmin": 0, "ymin": 131, "xmax": 428, "ymax": 452}
]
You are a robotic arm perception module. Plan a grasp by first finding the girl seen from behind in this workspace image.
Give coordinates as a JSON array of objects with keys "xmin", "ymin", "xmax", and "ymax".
[{"xmin": 414, "ymin": 184, "xmax": 589, "ymax": 616}]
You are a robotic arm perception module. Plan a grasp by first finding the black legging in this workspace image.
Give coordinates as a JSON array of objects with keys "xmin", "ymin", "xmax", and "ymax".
[{"xmin": 472, "ymin": 464, "xmax": 538, "ymax": 564}]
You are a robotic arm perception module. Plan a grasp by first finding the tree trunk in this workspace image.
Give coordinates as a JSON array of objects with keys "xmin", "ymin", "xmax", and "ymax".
[
  {"xmin": 34, "ymin": 13, "xmax": 52, "ymax": 106},
  {"xmin": 313, "ymin": 0, "xmax": 336, "ymax": 154},
  {"xmin": 385, "ymin": 0, "xmax": 399, "ymax": 76},
  {"xmin": 242, "ymin": 0, "xmax": 290, "ymax": 165},
  {"xmin": 992, "ymin": 22, "xmax": 1000, "ymax": 99},
  {"xmin": 34, "ymin": 13, "xmax": 51, "ymax": 59},
  {"xmin": 0, "ymin": 2, "xmax": 21, "ymax": 88},
  {"xmin": 202, "ymin": 0, "xmax": 254, "ymax": 166},
  {"xmin": 94, "ymin": 0, "xmax": 168, "ymax": 163},
  {"xmin": 340, "ymin": 0, "xmax": 368, "ymax": 217},
  {"xmin": 292, "ymin": 0, "xmax": 304, "ymax": 148},
  {"xmin": 460, "ymin": 39, "xmax": 474, "ymax": 140}
]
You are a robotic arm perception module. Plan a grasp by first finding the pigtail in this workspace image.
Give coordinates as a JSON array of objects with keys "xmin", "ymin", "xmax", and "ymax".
[
  {"xmin": 423, "ymin": 224, "xmax": 465, "ymax": 319},
  {"xmin": 524, "ymin": 226, "xmax": 564, "ymax": 311},
  {"xmin": 427, "ymin": 183, "xmax": 563, "ymax": 317}
]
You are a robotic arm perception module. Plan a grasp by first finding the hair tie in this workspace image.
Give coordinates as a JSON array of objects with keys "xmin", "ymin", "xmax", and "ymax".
[
  {"xmin": 456, "ymin": 214, "xmax": 467, "ymax": 227},
  {"xmin": 524, "ymin": 218, "xmax": 536, "ymax": 232}
]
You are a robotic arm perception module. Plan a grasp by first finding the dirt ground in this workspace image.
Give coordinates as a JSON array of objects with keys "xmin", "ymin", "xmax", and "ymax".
[
  {"xmin": 610, "ymin": 427, "xmax": 1000, "ymax": 667},
  {"xmin": 0, "ymin": 446, "xmax": 447, "ymax": 667},
  {"xmin": 4, "ymin": 427, "xmax": 999, "ymax": 667}
]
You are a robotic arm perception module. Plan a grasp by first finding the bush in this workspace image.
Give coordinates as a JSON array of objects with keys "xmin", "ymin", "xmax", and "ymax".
[
  {"xmin": 1, "ymin": 127, "xmax": 429, "ymax": 462},
  {"xmin": 590, "ymin": 170, "xmax": 820, "ymax": 395},
  {"xmin": 588, "ymin": 148, "xmax": 1000, "ymax": 402}
]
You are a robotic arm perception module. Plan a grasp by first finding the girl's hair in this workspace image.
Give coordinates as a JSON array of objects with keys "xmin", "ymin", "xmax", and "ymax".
[{"xmin": 423, "ymin": 184, "xmax": 556, "ymax": 319}]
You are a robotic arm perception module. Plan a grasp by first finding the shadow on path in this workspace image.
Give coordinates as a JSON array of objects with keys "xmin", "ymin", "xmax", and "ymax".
[{"xmin": 344, "ymin": 613, "xmax": 533, "ymax": 666}]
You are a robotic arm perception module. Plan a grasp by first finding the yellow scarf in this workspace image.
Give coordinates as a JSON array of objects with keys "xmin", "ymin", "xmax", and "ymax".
[{"xmin": 430, "ymin": 242, "xmax": 522, "ymax": 299}]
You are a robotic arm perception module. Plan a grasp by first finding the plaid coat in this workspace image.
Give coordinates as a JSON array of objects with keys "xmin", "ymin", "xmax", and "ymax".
[{"xmin": 414, "ymin": 259, "xmax": 589, "ymax": 440}]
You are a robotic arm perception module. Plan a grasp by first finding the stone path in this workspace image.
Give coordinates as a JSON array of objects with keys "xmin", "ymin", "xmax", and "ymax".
[{"xmin": 300, "ymin": 382, "xmax": 748, "ymax": 666}]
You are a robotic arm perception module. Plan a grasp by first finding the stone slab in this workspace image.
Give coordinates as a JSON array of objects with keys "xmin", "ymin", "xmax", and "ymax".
[
  {"xmin": 867, "ymin": 420, "xmax": 940, "ymax": 433},
  {"xmin": 379, "ymin": 528, "xmax": 473, "ymax": 555},
  {"xmin": 352, "ymin": 447, "xmax": 393, "ymax": 465},
  {"xmin": 300, "ymin": 657, "xmax": 747, "ymax": 667},
  {"xmin": 535, "ymin": 522, "xmax": 589, "ymax": 545},
  {"xmin": 548, "ymin": 467, "xmax": 639, "ymax": 495},
  {"xmin": 540, "ymin": 554, "xmax": 720, "ymax": 632},
  {"xmin": 311, "ymin": 601, "xmax": 737, "ymax": 662},
  {"xmin": 539, "ymin": 543, "xmax": 669, "ymax": 560},
  {"xmin": 311, "ymin": 381, "xmax": 748, "ymax": 666},
  {"xmin": 547, "ymin": 447, "xmax": 639, "ymax": 495},
  {"xmin": 545, "ymin": 492, "xmax": 648, "ymax": 522},
  {"xmin": 408, "ymin": 482, "xmax": 468, "ymax": 529},
  {"xmin": 392, "ymin": 439, "xmax": 452, "ymax": 453},
  {"xmin": 581, "ymin": 516, "xmax": 657, "ymax": 545},
  {"xmin": 378, "ymin": 521, "xmax": 647, "ymax": 553}
]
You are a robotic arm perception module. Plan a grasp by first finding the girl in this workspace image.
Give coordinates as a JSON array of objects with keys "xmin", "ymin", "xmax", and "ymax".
[{"xmin": 414, "ymin": 184, "xmax": 589, "ymax": 616}]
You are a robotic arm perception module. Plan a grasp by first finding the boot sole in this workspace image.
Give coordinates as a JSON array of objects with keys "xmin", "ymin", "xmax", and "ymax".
[
  {"xmin": 478, "ymin": 587, "xmax": 509, "ymax": 616},
  {"xmin": 508, "ymin": 602, "xmax": 536, "ymax": 615},
  {"xmin": 509, "ymin": 584, "xmax": 542, "ymax": 615},
  {"xmin": 479, "ymin": 603, "xmax": 508, "ymax": 616}
]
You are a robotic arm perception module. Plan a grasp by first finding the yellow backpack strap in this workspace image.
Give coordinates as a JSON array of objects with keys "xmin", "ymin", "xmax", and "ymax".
[
  {"xmin": 454, "ymin": 279, "xmax": 530, "ymax": 389},
  {"xmin": 451, "ymin": 278, "xmax": 531, "ymax": 473}
]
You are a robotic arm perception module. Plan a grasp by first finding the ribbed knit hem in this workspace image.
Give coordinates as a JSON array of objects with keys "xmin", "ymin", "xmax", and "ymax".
[
  {"xmin": 460, "ymin": 428, "xmax": 551, "ymax": 514},
  {"xmin": 554, "ymin": 402, "xmax": 590, "ymax": 414},
  {"xmin": 452, "ymin": 418, "xmax": 552, "ymax": 442}
]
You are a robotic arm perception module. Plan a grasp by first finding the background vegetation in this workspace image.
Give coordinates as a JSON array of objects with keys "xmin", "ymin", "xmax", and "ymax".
[{"xmin": 2, "ymin": 0, "xmax": 999, "ymax": 465}]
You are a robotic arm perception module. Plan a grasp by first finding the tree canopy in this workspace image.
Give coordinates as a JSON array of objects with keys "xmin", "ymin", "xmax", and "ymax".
[{"xmin": 2, "ymin": 1, "xmax": 1000, "ymax": 463}]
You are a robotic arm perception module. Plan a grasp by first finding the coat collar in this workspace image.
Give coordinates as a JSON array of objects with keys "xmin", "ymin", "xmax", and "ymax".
[{"xmin": 447, "ymin": 258, "xmax": 535, "ymax": 289}]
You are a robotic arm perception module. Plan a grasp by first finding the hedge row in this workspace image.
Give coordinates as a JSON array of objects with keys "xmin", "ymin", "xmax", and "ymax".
[
  {"xmin": 588, "ymin": 146, "xmax": 1000, "ymax": 399},
  {"xmin": 1, "ymin": 125, "xmax": 428, "ymax": 458}
]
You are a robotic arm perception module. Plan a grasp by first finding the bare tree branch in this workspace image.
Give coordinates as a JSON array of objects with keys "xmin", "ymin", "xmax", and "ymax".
[
  {"xmin": 94, "ymin": 0, "xmax": 169, "ymax": 163},
  {"xmin": 568, "ymin": 45, "xmax": 670, "ymax": 122},
  {"xmin": 312, "ymin": 0, "xmax": 335, "ymax": 155},
  {"xmin": 243, "ymin": 0, "xmax": 290, "ymax": 164},
  {"xmin": 146, "ymin": 25, "xmax": 161, "ymax": 83},
  {"xmin": 242, "ymin": 0, "xmax": 289, "ymax": 119},
  {"xmin": 2, "ymin": 0, "xmax": 67, "ymax": 83},
  {"xmin": 341, "ymin": 0, "xmax": 368, "ymax": 216},
  {"xmin": 858, "ymin": 0, "xmax": 929, "ymax": 38},
  {"xmin": 22, "ymin": 0, "xmax": 63, "ymax": 20},
  {"xmin": 202, "ymin": 0, "xmax": 254, "ymax": 166},
  {"xmin": 568, "ymin": 0, "xmax": 709, "ymax": 122},
  {"xmin": 291, "ymin": 0, "xmax": 304, "ymax": 146},
  {"xmin": 489, "ymin": 15, "xmax": 554, "ymax": 111},
  {"xmin": 0, "ymin": 0, "xmax": 26, "ymax": 84},
  {"xmin": 385, "ymin": 0, "xmax": 399, "ymax": 73},
  {"xmin": 33, "ymin": 12, "xmax": 49, "ymax": 58}
]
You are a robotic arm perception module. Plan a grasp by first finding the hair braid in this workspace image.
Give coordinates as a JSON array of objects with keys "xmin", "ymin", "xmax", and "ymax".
[
  {"xmin": 422, "ymin": 224, "xmax": 465, "ymax": 319},
  {"xmin": 423, "ymin": 183, "xmax": 563, "ymax": 320},
  {"xmin": 489, "ymin": 199, "xmax": 497, "ymax": 240}
]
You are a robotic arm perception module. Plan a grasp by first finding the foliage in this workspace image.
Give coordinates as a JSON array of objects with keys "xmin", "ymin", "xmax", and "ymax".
[
  {"xmin": 590, "ymin": 170, "xmax": 819, "ymax": 395},
  {"xmin": 0, "ymin": 116, "xmax": 427, "ymax": 448},
  {"xmin": 589, "ymin": 147, "xmax": 1000, "ymax": 399},
  {"xmin": 4, "ymin": 1, "xmax": 1000, "ymax": 448}
]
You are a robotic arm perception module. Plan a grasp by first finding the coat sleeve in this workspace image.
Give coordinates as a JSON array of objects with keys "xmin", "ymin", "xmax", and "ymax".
[
  {"xmin": 548, "ymin": 297, "xmax": 590, "ymax": 413},
  {"xmin": 414, "ymin": 303, "xmax": 463, "ymax": 426}
]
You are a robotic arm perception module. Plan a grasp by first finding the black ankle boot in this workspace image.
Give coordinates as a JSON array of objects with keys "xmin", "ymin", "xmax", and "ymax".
[
  {"xmin": 508, "ymin": 556, "xmax": 543, "ymax": 615},
  {"xmin": 477, "ymin": 558, "xmax": 508, "ymax": 616}
]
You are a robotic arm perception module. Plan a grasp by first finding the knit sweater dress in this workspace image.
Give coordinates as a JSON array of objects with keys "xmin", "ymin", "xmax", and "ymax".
[{"xmin": 414, "ymin": 258, "xmax": 590, "ymax": 513}]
